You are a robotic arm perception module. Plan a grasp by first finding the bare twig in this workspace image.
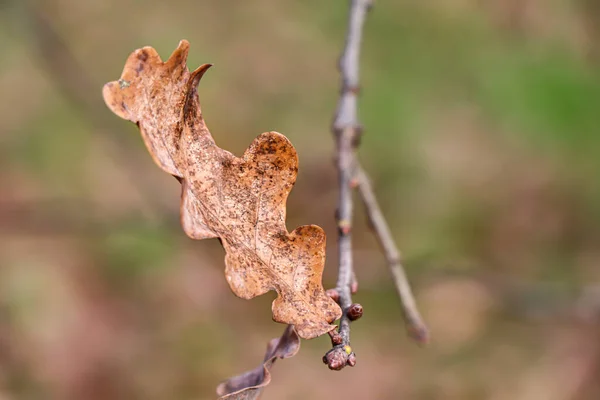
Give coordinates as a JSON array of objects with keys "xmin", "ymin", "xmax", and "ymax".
[
  {"xmin": 356, "ymin": 167, "xmax": 429, "ymax": 343},
  {"xmin": 323, "ymin": 0, "xmax": 372, "ymax": 371},
  {"xmin": 325, "ymin": 0, "xmax": 428, "ymax": 368}
]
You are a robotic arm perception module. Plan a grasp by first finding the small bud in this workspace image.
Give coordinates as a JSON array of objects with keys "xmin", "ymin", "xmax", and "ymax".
[
  {"xmin": 351, "ymin": 280, "xmax": 359, "ymax": 294},
  {"xmin": 325, "ymin": 288, "xmax": 340, "ymax": 303},
  {"xmin": 328, "ymin": 330, "xmax": 343, "ymax": 345},
  {"xmin": 324, "ymin": 348, "xmax": 347, "ymax": 371},
  {"xmin": 351, "ymin": 126, "xmax": 363, "ymax": 148},
  {"xmin": 347, "ymin": 352, "xmax": 357, "ymax": 367},
  {"xmin": 348, "ymin": 85, "xmax": 361, "ymax": 95},
  {"xmin": 347, "ymin": 303, "xmax": 363, "ymax": 321},
  {"xmin": 329, "ymin": 358, "xmax": 345, "ymax": 371},
  {"xmin": 349, "ymin": 178, "xmax": 359, "ymax": 189},
  {"xmin": 338, "ymin": 219, "xmax": 351, "ymax": 235}
]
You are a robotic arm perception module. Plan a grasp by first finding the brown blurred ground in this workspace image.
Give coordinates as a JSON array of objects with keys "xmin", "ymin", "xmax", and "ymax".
[{"xmin": 1, "ymin": 0, "xmax": 600, "ymax": 399}]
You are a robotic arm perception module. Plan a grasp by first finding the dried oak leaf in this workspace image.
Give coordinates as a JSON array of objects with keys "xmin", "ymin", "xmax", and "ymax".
[
  {"xmin": 216, "ymin": 325, "xmax": 300, "ymax": 399},
  {"xmin": 102, "ymin": 40, "xmax": 341, "ymax": 339}
]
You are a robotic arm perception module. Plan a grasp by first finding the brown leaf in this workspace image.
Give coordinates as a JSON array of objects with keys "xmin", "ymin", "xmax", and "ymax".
[
  {"xmin": 216, "ymin": 325, "xmax": 300, "ymax": 400},
  {"xmin": 102, "ymin": 40, "xmax": 341, "ymax": 339}
]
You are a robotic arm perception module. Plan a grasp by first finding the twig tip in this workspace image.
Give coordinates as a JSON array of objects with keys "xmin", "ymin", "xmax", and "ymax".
[{"xmin": 408, "ymin": 322, "xmax": 430, "ymax": 345}]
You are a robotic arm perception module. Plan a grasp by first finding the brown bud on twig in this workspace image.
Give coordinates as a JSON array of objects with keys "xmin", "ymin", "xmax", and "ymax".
[
  {"xmin": 328, "ymin": 330, "xmax": 343, "ymax": 345},
  {"xmin": 323, "ymin": 347, "xmax": 348, "ymax": 371},
  {"xmin": 351, "ymin": 280, "xmax": 359, "ymax": 294},
  {"xmin": 338, "ymin": 219, "xmax": 351, "ymax": 235},
  {"xmin": 347, "ymin": 352, "xmax": 357, "ymax": 367},
  {"xmin": 351, "ymin": 125, "xmax": 363, "ymax": 148},
  {"xmin": 325, "ymin": 288, "xmax": 340, "ymax": 303},
  {"xmin": 347, "ymin": 303, "xmax": 363, "ymax": 321}
]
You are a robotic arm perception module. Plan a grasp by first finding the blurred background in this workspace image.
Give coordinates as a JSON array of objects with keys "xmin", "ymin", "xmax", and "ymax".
[{"xmin": 1, "ymin": 0, "xmax": 600, "ymax": 399}]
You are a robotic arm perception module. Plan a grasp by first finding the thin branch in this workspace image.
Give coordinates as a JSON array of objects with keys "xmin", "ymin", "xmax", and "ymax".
[
  {"xmin": 323, "ymin": 0, "xmax": 373, "ymax": 371},
  {"xmin": 325, "ymin": 0, "xmax": 428, "ymax": 368},
  {"xmin": 355, "ymin": 167, "xmax": 429, "ymax": 343}
]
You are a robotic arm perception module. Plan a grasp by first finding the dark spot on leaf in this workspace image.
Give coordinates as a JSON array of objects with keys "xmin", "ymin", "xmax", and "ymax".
[{"xmin": 137, "ymin": 50, "xmax": 149, "ymax": 61}]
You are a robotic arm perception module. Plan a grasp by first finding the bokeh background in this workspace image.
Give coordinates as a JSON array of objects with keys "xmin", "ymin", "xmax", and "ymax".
[{"xmin": 2, "ymin": 0, "xmax": 600, "ymax": 399}]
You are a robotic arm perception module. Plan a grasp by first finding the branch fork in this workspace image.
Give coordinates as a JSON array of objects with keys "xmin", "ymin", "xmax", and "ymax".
[{"xmin": 324, "ymin": 0, "xmax": 429, "ymax": 370}]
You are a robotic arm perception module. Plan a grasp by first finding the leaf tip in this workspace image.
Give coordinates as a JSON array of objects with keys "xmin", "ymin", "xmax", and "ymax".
[
  {"xmin": 166, "ymin": 40, "xmax": 191, "ymax": 69},
  {"xmin": 177, "ymin": 39, "xmax": 190, "ymax": 49},
  {"xmin": 190, "ymin": 63, "xmax": 213, "ymax": 88}
]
